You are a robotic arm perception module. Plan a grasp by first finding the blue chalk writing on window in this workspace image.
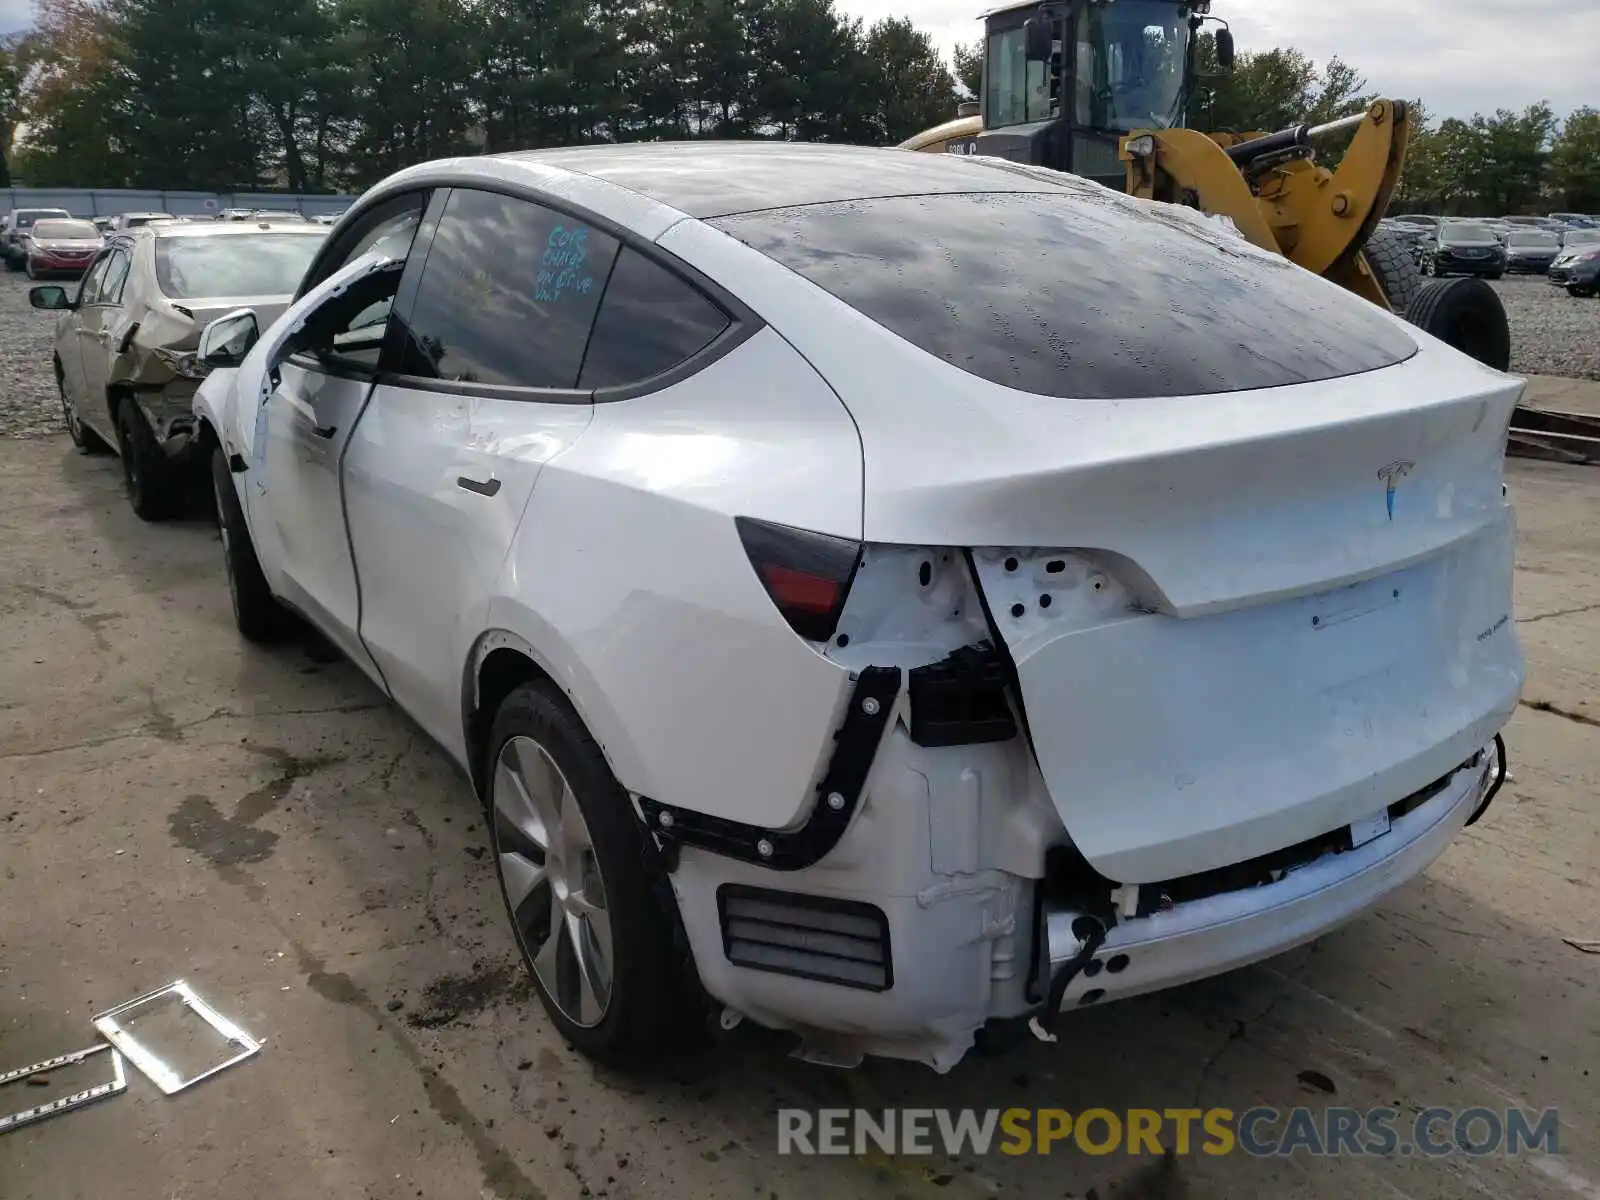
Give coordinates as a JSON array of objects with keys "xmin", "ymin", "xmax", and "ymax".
[{"xmin": 536, "ymin": 223, "xmax": 597, "ymax": 303}]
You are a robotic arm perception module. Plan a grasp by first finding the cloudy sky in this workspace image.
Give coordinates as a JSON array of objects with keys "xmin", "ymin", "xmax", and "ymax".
[
  {"xmin": 0, "ymin": 0, "xmax": 1590, "ymax": 122},
  {"xmin": 848, "ymin": 0, "xmax": 1596, "ymax": 121}
]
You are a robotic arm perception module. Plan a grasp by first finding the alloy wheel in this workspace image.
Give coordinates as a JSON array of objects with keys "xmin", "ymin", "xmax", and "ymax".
[{"xmin": 492, "ymin": 734, "xmax": 614, "ymax": 1028}]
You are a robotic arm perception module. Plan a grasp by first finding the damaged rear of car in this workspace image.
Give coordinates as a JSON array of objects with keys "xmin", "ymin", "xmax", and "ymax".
[
  {"xmin": 645, "ymin": 183, "xmax": 1523, "ymax": 1073},
  {"xmin": 34, "ymin": 221, "xmax": 326, "ymax": 518}
]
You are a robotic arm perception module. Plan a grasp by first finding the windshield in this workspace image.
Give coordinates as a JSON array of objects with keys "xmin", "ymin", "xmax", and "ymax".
[
  {"xmin": 15, "ymin": 209, "xmax": 70, "ymax": 229},
  {"xmin": 32, "ymin": 220, "xmax": 99, "ymax": 240},
  {"xmin": 1075, "ymin": 0, "xmax": 1189, "ymax": 131},
  {"xmin": 1565, "ymin": 229, "xmax": 1600, "ymax": 246},
  {"xmin": 985, "ymin": 0, "xmax": 1189, "ymax": 132},
  {"xmin": 154, "ymin": 233, "xmax": 326, "ymax": 299},
  {"xmin": 1507, "ymin": 232, "xmax": 1557, "ymax": 248},
  {"xmin": 1443, "ymin": 224, "xmax": 1496, "ymax": 243}
]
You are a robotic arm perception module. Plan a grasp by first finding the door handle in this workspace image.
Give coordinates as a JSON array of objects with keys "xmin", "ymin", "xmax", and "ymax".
[
  {"xmin": 457, "ymin": 475, "xmax": 501, "ymax": 497},
  {"xmin": 310, "ymin": 424, "xmax": 337, "ymax": 439}
]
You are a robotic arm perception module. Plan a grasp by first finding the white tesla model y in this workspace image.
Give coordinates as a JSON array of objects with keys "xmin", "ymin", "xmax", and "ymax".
[{"xmin": 193, "ymin": 143, "xmax": 1523, "ymax": 1073}]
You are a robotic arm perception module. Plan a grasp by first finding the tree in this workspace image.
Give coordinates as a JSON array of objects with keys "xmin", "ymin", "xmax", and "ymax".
[
  {"xmin": 11, "ymin": 0, "xmax": 131, "ymax": 187},
  {"xmin": 1550, "ymin": 107, "xmax": 1600, "ymax": 212},
  {"xmin": 1467, "ymin": 103, "xmax": 1557, "ymax": 214},
  {"xmin": 951, "ymin": 38, "xmax": 981, "ymax": 100},
  {"xmin": 860, "ymin": 17, "xmax": 955, "ymax": 144}
]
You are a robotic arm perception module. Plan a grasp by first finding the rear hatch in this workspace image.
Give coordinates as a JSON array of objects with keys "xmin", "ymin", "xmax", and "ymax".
[
  {"xmin": 699, "ymin": 180, "xmax": 1526, "ymax": 884},
  {"xmin": 951, "ymin": 353, "xmax": 1523, "ymax": 884}
]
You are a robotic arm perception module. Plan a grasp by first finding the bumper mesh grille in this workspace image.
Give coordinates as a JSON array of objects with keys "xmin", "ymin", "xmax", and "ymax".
[{"xmin": 717, "ymin": 885, "xmax": 892, "ymax": 991}]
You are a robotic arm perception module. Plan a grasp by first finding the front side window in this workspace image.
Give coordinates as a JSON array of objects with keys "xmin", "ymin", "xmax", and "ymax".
[
  {"xmin": 986, "ymin": 26, "xmax": 1055, "ymax": 129},
  {"xmin": 155, "ymin": 234, "xmax": 325, "ymax": 299},
  {"xmin": 713, "ymin": 191, "xmax": 1416, "ymax": 399},
  {"xmin": 100, "ymin": 250, "xmax": 132, "ymax": 305},
  {"xmin": 77, "ymin": 254, "xmax": 113, "ymax": 306},
  {"xmin": 393, "ymin": 189, "xmax": 619, "ymax": 389},
  {"xmin": 578, "ymin": 248, "xmax": 730, "ymax": 390}
]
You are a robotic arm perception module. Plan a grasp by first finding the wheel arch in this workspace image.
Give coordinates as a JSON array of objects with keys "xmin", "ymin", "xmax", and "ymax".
[{"xmin": 461, "ymin": 621, "xmax": 645, "ymax": 805}]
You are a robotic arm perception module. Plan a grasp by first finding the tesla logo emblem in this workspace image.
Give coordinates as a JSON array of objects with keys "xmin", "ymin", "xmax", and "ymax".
[{"xmin": 1378, "ymin": 461, "xmax": 1414, "ymax": 521}]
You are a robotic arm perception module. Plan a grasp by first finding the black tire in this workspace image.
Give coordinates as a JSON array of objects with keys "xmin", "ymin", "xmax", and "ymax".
[
  {"xmin": 1570, "ymin": 285, "xmax": 1596, "ymax": 299},
  {"xmin": 210, "ymin": 446, "xmax": 295, "ymax": 642},
  {"xmin": 115, "ymin": 400, "xmax": 181, "ymax": 520},
  {"xmin": 1363, "ymin": 228, "xmax": 1423, "ymax": 314},
  {"xmin": 1405, "ymin": 277, "xmax": 1512, "ymax": 372},
  {"xmin": 1487, "ymin": 271, "xmax": 1505, "ymax": 281},
  {"xmin": 485, "ymin": 682, "xmax": 700, "ymax": 1068},
  {"xmin": 3, "ymin": 250, "xmax": 19, "ymax": 273}
]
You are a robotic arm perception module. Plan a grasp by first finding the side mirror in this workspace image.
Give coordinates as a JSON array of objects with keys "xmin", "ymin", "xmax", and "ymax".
[
  {"xmin": 1214, "ymin": 28, "xmax": 1236, "ymax": 72},
  {"xmin": 29, "ymin": 285, "xmax": 73, "ymax": 311},
  {"xmin": 198, "ymin": 309, "xmax": 260, "ymax": 369},
  {"xmin": 1023, "ymin": 15, "xmax": 1053, "ymax": 62}
]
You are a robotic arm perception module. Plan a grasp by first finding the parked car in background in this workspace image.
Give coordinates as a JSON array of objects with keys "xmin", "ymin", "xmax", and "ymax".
[
  {"xmin": 92, "ymin": 216, "xmax": 116, "ymax": 233},
  {"xmin": 22, "ymin": 218, "xmax": 105, "ymax": 278},
  {"xmin": 1503, "ymin": 230, "xmax": 1562, "ymax": 275},
  {"xmin": 191, "ymin": 146, "xmax": 1519, "ymax": 1074},
  {"xmin": 1427, "ymin": 222, "xmax": 1507, "ymax": 278},
  {"xmin": 311, "ymin": 211, "xmax": 346, "ymax": 226},
  {"xmin": 1549, "ymin": 230, "xmax": 1600, "ymax": 297},
  {"xmin": 107, "ymin": 211, "xmax": 175, "ymax": 231},
  {"xmin": 30, "ymin": 221, "xmax": 327, "ymax": 519},
  {"xmin": 1548, "ymin": 213, "xmax": 1597, "ymax": 229},
  {"xmin": 1499, "ymin": 215, "xmax": 1569, "ymax": 244},
  {"xmin": 3, "ymin": 207, "xmax": 72, "ymax": 269}
]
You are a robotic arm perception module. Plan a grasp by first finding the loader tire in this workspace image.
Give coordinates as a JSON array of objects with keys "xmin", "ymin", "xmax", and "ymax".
[
  {"xmin": 1364, "ymin": 228, "xmax": 1423, "ymax": 314},
  {"xmin": 1405, "ymin": 277, "xmax": 1512, "ymax": 372}
]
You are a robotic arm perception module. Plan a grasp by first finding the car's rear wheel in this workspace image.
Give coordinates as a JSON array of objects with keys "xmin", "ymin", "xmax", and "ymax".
[
  {"xmin": 486, "ymin": 682, "xmax": 700, "ymax": 1067},
  {"xmin": 210, "ymin": 446, "xmax": 294, "ymax": 643},
  {"xmin": 115, "ymin": 400, "xmax": 180, "ymax": 521}
]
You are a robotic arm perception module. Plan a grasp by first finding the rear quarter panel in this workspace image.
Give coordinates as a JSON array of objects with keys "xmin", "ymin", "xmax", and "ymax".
[{"xmin": 486, "ymin": 326, "xmax": 866, "ymax": 829}]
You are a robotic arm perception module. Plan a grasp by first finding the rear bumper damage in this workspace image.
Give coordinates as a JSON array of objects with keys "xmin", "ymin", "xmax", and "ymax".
[
  {"xmin": 663, "ymin": 727, "xmax": 1505, "ymax": 1073},
  {"xmin": 1038, "ymin": 743, "xmax": 1503, "ymax": 1013},
  {"xmin": 130, "ymin": 386, "xmax": 207, "ymax": 466}
]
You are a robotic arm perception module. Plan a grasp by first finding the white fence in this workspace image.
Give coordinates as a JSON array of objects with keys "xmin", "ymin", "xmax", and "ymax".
[{"xmin": 2, "ymin": 187, "xmax": 358, "ymax": 218}]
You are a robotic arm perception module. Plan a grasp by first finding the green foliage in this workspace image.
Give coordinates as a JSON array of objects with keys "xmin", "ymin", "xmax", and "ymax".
[
  {"xmin": 951, "ymin": 39, "xmax": 981, "ymax": 100},
  {"xmin": 1550, "ymin": 107, "xmax": 1600, "ymax": 211},
  {"xmin": 12, "ymin": 0, "xmax": 964, "ymax": 188}
]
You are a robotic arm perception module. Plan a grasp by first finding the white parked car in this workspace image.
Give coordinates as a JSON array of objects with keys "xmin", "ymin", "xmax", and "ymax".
[{"xmin": 193, "ymin": 145, "xmax": 1523, "ymax": 1074}]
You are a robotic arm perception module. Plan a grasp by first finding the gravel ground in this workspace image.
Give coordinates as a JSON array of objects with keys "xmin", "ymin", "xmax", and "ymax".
[
  {"xmin": 1, "ymin": 268, "xmax": 1596, "ymax": 441},
  {"xmin": 1, "ymin": 269, "xmax": 68, "ymax": 438},
  {"xmin": 1493, "ymin": 275, "xmax": 1600, "ymax": 380}
]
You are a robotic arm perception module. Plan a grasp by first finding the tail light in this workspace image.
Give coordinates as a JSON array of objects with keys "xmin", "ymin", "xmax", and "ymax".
[{"xmin": 735, "ymin": 516, "xmax": 861, "ymax": 642}]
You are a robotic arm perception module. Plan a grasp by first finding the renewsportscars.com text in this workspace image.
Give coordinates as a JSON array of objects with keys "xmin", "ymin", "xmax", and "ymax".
[{"xmin": 777, "ymin": 1107, "xmax": 1561, "ymax": 1158}]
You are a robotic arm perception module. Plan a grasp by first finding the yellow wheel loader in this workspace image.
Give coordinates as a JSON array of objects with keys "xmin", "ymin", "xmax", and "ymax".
[{"xmin": 901, "ymin": 0, "xmax": 1513, "ymax": 372}]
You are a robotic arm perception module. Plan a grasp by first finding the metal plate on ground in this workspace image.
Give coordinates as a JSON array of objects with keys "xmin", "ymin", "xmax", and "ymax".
[
  {"xmin": 0, "ymin": 1043, "xmax": 127, "ymax": 1135},
  {"xmin": 91, "ymin": 980, "xmax": 261, "ymax": 1096}
]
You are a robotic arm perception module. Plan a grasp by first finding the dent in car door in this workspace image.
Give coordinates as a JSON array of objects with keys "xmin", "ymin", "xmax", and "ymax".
[
  {"xmin": 343, "ymin": 385, "xmax": 586, "ymax": 756},
  {"xmin": 257, "ymin": 359, "xmax": 381, "ymax": 680}
]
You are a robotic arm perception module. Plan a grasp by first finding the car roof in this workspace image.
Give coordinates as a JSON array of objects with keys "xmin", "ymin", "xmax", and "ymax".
[
  {"xmin": 492, "ymin": 142, "xmax": 1074, "ymax": 219},
  {"xmin": 128, "ymin": 220, "xmax": 326, "ymax": 240}
]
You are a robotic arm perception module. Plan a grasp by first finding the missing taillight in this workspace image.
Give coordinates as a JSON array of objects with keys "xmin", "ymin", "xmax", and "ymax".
[{"xmin": 735, "ymin": 516, "xmax": 861, "ymax": 642}]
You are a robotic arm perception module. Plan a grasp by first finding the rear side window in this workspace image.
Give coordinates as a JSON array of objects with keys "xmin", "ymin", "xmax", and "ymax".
[
  {"xmin": 394, "ymin": 189, "xmax": 619, "ymax": 389},
  {"xmin": 712, "ymin": 192, "xmax": 1418, "ymax": 399},
  {"xmin": 578, "ymin": 248, "xmax": 730, "ymax": 390}
]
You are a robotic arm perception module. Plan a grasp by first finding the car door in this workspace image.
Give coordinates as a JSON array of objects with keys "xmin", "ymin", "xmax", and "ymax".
[
  {"xmin": 80, "ymin": 247, "xmax": 134, "ymax": 427},
  {"xmin": 69, "ymin": 251, "xmax": 122, "ymax": 440},
  {"xmin": 249, "ymin": 193, "xmax": 429, "ymax": 682},
  {"xmin": 57, "ymin": 251, "xmax": 106, "ymax": 411},
  {"xmin": 341, "ymin": 188, "xmax": 632, "ymax": 758}
]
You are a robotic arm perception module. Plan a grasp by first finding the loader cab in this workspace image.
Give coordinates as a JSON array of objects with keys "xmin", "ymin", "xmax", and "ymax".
[{"xmin": 973, "ymin": 0, "xmax": 1210, "ymax": 189}]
